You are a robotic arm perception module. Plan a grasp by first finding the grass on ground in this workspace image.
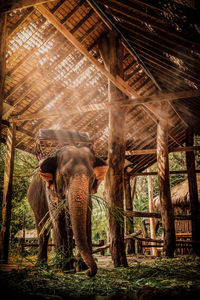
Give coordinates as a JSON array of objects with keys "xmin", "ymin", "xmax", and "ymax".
[{"xmin": 0, "ymin": 255, "xmax": 200, "ymax": 299}]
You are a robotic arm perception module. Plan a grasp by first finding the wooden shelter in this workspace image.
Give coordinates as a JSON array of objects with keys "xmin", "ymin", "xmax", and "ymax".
[
  {"xmin": 0, "ymin": 0, "xmax": 200, "ymax": 263},
  {"xmin": 154, "ymin": 174, "xmax": 200, "ymax": 242},
  {"xmin": 154, "ymin": 174, "xmax": 200, "ymax": 213}
]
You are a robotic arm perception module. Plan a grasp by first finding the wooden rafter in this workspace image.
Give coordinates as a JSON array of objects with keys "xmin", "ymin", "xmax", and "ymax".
[
  {"xmin": 2, "ymin": 120, "xmax": 34, "ymax": 138},
  {"xmin": 10, "ymin": 88, "xmax": 200, "ymax": 122},
  {"xmin": 34, "ymin": 4, "xmax": 139, "ymax": 98},
  {"xmin": 0, "ymin": 0, "xmax": 55, "ymax": 12}
]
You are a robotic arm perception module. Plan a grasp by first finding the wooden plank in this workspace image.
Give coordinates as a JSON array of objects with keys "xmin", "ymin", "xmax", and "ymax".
[
  {"xmin": 101, "ymin": 31, "xmax": 128, "ymax": 268},
  {"xmin": 126, "ymin": 146, "xmax": 200, "ymax": 156},
  {"xmin": 126, "ymin": 149, "xmax": 157, "ymax": 155},
  {"xmin": 186, "ymin": 128, "xmax": 200, "ymax": 255},
  {"xmin": 130, "ymin": 170, "xmax": 200, "ymax": 176},
  {"xmin": 0, "ymin": 13, "xmax": 7, "ymax": 140},
  {"xmin": 157, "ymin": 112, "xmax": 176, "ymax": 257},
  {"xmin": 0, "ymin": 122, "xmax": 16, "ymax": 263},
  {"xmin": 92, "ymin": 231, "xmax": 142, "ymax": 254},
  {"xmin": 172, "ymin": 146, "xmax": 200, "ymax": 153},
  {"xmin": 0, "ymin": 0, "xmax": 55, "ymax": 12},
  {"xmin": 125, "ymin": 210, "xmax": 192, "ymax": 220}
]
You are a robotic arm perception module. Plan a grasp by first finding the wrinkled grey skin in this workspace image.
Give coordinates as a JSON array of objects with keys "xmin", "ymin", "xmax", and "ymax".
[{"xmin": 28, "ymin": 146, "xmax": 107, "ymax": 276}]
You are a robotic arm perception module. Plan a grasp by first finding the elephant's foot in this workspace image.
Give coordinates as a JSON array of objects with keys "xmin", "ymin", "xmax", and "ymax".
[{"xmin": 73, "ymin": 256, "xmax": 88, "ymax": 272}]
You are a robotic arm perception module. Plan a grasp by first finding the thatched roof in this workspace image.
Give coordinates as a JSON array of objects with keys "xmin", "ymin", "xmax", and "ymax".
[
  {"xmin": 1, "ymin": 0, "xmax": 200, "ymax": 174},
  {"xmin": 154, "ymin": 174, "xmax": 200, "ymax": 209},
  {"xmin": 15, "ymin": 229, "xmax": 38, "ymax": 239}
]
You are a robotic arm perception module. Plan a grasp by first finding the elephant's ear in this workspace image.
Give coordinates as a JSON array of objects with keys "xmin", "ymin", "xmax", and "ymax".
[
  {"xmin": 92, "ymin": 156, "xmax": 108, "ymax": 194},
  {"xmin": 39, "ymin": 155, "xmax": 57, "ymax": 188}
]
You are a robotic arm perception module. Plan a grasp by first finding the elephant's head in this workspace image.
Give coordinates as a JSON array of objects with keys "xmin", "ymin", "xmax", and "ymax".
[{"xmin": 39, "ymin": 146, "xmax": 108, "ymax": 276}]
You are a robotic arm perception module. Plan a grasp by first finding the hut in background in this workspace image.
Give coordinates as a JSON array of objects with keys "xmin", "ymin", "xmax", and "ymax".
[{"xmin": 154, "ymin": 174, "xmax": 200, "ymax": 254}]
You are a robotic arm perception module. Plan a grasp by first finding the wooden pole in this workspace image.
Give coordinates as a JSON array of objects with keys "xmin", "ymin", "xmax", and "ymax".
[
  {"xmin": 124, "ymin": 174, "xmax": 135, "ymax": 254},
  {"xmin": 100, "ymin": 31, "xmax": 128, "ymax": 268},
  {"xmin": 157, "ymin": 116, "xmax": 176, "ymax": 257},
  {"xmin": 185, "ymin": 128, "xmax": 200, "ymax": 256},
  {"xmin": 0, "ymin": 122, "xmax": 16, "ymax": 263},
  {"xmin": 147, "ymin": 168, "xmax": 157, "ymax": 256},
  {"xmin": 0, "ymin": 13, "xmax": 7, "ymax": 139}
]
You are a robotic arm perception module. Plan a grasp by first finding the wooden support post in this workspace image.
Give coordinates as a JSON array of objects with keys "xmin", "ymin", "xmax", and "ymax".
[
  {"xmin": 147, "ymin": 169, "xmax": 157, "ymax": 256},
  {"xmin": 185, "ymin": 128, "xmax": 200, "ymax": 256},
  {"xmin": 0, "ymin": 122, "xmax": 16, "ymax": 263},
  {"xmin": 125, "ymin": 174, "xmax": 135, "ymax": 254},
  {"xmin": 157, "ymin": 116, "xmax": 176, "ymax": 257},
  {"xmin": 100, "ymin": 31, "xmax": 128, "ymax": 268},
  {"xmin": 0, "ymin": 13, "xmax": 7, "ymax": 138}
]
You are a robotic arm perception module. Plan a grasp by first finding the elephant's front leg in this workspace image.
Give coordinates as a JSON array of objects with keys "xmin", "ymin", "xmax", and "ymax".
[
  {"xmin": 36, "ymin": 218, "xmax": 50, "ymax": 266},
  {"xmin": 52, "ymin": 210, "xmax": 74, "ymax": 270},
  {"xmin": 46, "ymin": 188, "xmax": 74, "ymax": 270}
]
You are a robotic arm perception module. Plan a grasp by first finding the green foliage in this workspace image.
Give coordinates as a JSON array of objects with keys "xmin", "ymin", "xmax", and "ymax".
[
  {"xmin": 91, "ymin": 182, "xmax": 108, "ymax": 241},
  {"xmin": 0, "ymin": 143, "xmax": 37, "ymax": 238},
  {"xmin": 0, "ymin": 256, "xmax": 200, "ymax": 297}
]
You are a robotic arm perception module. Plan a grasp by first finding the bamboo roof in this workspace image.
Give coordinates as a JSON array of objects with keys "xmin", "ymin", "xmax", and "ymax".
[{"xmin": 1, "ymin": 0, "xmax": 200, "ymax": 174}]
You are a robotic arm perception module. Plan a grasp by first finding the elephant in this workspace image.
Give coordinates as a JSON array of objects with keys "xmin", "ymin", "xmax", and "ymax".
[{"xmin": 27, "ymin": 145, "xmax": 108, "ymax": 277}]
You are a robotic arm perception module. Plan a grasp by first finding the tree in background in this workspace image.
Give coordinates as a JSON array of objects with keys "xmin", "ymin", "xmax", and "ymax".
[{"xmin": 0, "ymin": 144, "xmax": 36, "ymax": 241}]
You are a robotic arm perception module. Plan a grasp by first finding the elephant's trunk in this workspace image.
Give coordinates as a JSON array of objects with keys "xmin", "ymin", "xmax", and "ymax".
[{"xmin": 67, "ymin": 174, "xmax": 97, "ymax": 277}]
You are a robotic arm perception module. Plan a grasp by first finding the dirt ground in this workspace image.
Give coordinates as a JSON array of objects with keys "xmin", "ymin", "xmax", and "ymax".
[{"xmin": 0, "ymin": 253, "xmax": 153, "ymax": 272}]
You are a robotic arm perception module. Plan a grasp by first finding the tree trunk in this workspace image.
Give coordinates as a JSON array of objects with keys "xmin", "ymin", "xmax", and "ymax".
[
  {"xmin": 99, "ymin": 31, "xmax": 128, "ymax": 268},
  {"xmin": 125, "ymin": 175, "xmax": 135, "ymax": 254},
  {"xmin": 185, "ymin": 127, "xmax": 200, "ymax": 256},
  {"xmin": 0, "ymin": 13, "xmax": 7, "ymax": 139},
  {"xmin": 0, "ymin": 122, "xmax": 16, "ymax": 263},
  {"xmin": 157, "ymin": 117, "xmax": 176, "ymax": 257}
]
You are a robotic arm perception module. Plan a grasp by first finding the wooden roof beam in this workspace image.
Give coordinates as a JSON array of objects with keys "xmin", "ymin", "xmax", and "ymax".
[
  {"xmin": 35, "ymin": 4, "xmax": 139, "ymax": 99},
  {"xmin": 126, "ymin": 146, "xmax": 200, "ymax": 156},
  {"xmin": 1, "ymin": 0, "xmax": 55, "ymax": 12},
  {"xmin": 1, "ymin": 119, "xmax": 34, "ymax": 138},
  {"xmin": 10, "ymin": 88, "xmax": 200, "ymax": 122},
  {"xmin": 131, "ymin": 170, "xmax": 200, "ymax": 176},
  {"xmin": 34, "ymin": 4, "xmax": 200, "ymax": 114}
]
